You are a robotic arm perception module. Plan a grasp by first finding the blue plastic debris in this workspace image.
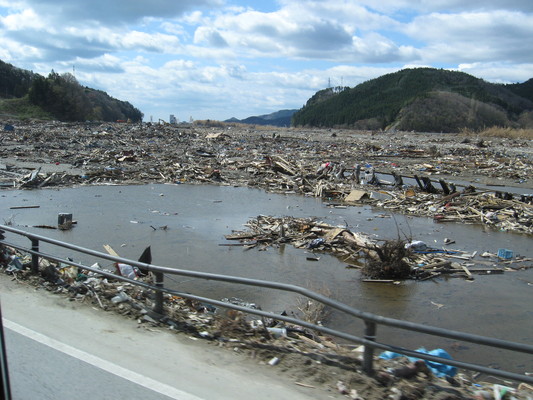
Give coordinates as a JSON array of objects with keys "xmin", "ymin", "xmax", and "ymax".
[
  {"xmin": 497, "ymin": 248, "xmax": 513, "ymax": 259},
  {"xmin": 4, "ymin": 124, "xmax": 15, "ymax": 132},
  {"xmin": 379, "ymin": 347, "xmax": 457, "ymax": 377},
  {"xmin": 6, "ymin": 255, "xmax": 24, "ymax": 272}
]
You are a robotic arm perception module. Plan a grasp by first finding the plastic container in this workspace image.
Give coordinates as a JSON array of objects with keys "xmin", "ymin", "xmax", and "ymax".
[
  {"xmin": 267, "ymin": 327, "xmax": 287, "ymax": 338},
  {"xmin": 497, "ymin": 249, "xmax": 513, "ymax": 259}
]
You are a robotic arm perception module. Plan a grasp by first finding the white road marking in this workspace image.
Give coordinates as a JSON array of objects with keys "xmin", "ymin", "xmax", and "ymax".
[{"xmin": 3, "ymin": 318, "xmax": 204, "ymax": 400}]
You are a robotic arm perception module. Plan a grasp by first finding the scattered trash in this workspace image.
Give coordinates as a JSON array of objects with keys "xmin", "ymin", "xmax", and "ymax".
[
  {"xmin": 404, "ymin": 240, "xmax": 428, "ymax": 251},
  {"xmin": 307, "ymin": 238, "xmax": 325, "ymax": 249},
  {"xmin": 58, "ymin": 213, "xmax": 73, "ymax": 230},
  {"xmin": 497, "ymin": 248, "xmax": 514, "ymax": 259},
  {"xmin": 266, "ymin": 327, "xmax": 287, "ymax": 338},
  {"xmin": 6, "ymin": 255, "xmax": 23, "ymax": 272},
  {"xmin": 344, "ymin": 190, "xmax": 369, "ymax": 202},
  {"xmin": 1, "ymin": 239, "xmax": 531, "ymax": 399},
  {"xmin": 268, "ymin": 357, "xmax": 280, "ymax": 366},
  {"xmin": 114, "ymin": 263, "xmax": 138, "ymax": 280},
  {"xmin": 9, "ymin": 205, "xmax": 40, "ymax": 210},
  {"xmin": 111, "ymin": 291, "xmax": 130, "ymax": 304},
  {"xmin": 379, "ymin": 347, "xmax": 457, "ymax": 378}
]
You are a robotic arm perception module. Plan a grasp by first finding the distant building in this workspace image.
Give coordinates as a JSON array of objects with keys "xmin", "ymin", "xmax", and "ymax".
[{"xmin": 169, "ymin": 115, "xmax": 177, "ymax": 124}]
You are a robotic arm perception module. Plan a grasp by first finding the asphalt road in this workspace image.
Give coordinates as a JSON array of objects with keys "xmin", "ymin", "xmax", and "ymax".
[
  {"xmin": 5, "ymin": 320, "xmax": 191, "ymax": 400},
  {"xmin": 0, "ymin": 273, "xmax": 334, "ymax": 400}
]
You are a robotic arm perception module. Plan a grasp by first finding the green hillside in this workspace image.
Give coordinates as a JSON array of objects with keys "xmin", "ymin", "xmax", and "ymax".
[
  {"xmin": 291, "ymin": 68, "xmax": 533, "ymax": 132},
  {"xmin": 0, "ymin": 59, "xmax": 142, "ymax": 122}
]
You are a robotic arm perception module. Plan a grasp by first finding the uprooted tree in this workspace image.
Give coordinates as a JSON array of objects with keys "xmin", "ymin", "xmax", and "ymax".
[{"xmin": 361, "ymin": 239, "xmax": 413, "ymax": 280}]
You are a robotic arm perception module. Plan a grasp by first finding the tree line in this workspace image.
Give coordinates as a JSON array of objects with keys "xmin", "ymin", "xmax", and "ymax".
[
  {"xmin": 28, "ymin": 71, "xmax": 142, "ymax": 122},
  {"xmin": 1, "ymin": 60, "xmax": 143, "ymax": 122}
]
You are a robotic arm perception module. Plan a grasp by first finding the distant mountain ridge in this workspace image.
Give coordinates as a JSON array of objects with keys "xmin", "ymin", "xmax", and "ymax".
[
  {"xmin": 0, "ymin": 59, "xmax": 142, "ymax": 122},
  {"xmin": 291, "ymin": 68, "xmax": 533, "ymax": 132},
  {"xmin": 226, "ymin": 109, "xmax": 297, "ymax": 127}
]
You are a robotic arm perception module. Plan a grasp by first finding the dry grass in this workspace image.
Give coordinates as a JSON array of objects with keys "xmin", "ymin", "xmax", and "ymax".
[
  {"xmin": 213, "ymin": 309, "xmax": 253, "ymax": 336},
  {"xmin": 193, "ymin": 119, "xmax": 288, "ymax": 131},
  {"xmin": 461, "ymin": 127, "xmax": 533, "ymax": 139},
  {"xmin": 296, "ymin": 284, "xmax": 331, "ymax": 325}
]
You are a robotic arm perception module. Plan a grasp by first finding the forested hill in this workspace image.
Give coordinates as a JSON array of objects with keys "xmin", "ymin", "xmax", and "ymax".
[
  {"xmin": 225, "ymin": 109, "xmax": 297, "ymax": 127},
  {"xmin": 0, "ymin": 59, "xmax": 142, "ymax": 122},
  {"xmin": 291, "ymin": 68, "xmax": 533, "ymax": 132}
]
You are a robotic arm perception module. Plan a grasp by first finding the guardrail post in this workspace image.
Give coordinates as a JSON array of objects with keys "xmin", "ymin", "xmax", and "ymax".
[
  {"xmin": 0, "ymin": 304, "xmax": 12, "ymax": 400},
  {"xmin": 152, "ymin": 271, "xmax": 164, "ymax": 315},
  {"xmin": 31, "ymin": 238, "xmax": 39, "ymax": 274},
  {"xmin": 363, "ymin": 320, "xmax": 377, "ymax": 374}
]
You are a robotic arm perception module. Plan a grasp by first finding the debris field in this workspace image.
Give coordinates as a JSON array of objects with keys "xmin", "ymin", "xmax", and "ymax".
[
  {"xmin": 1, "ymin": 120, "xmax": 532, "ymax": 236},
  {"xmin": 1, "ymin": 120, "xmax": 533, "ymax": 399}
]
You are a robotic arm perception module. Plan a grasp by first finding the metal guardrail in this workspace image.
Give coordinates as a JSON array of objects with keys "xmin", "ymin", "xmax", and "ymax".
[{"xmin": 1, "ymin": 224, "xmax": 532, "ymax": 385}]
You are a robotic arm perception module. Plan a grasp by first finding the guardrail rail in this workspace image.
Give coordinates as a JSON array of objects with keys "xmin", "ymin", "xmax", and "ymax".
[{"xmin": 1, "ymin": 224, "xmax": 532, "ymax": 385}]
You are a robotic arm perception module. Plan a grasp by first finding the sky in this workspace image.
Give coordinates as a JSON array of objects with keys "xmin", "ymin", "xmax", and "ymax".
[{"xmin": 1, "ymin": 0, "xmax": 532, "ymax": 122}]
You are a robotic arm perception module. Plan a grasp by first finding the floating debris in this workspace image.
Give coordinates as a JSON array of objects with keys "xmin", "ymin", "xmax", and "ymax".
[
  {"xmin": 0, "ymin": 121, "xmax": 530, "ymax": 235},
  {"xmin": 224, "ymin": 215, "xmax": 532, "ymax": 281}
]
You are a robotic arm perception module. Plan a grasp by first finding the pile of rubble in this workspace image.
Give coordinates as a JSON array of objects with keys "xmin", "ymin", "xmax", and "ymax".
[
  {"xmin": 367, "ymin": 189, "xmax": 533, "ymax": 235},
  {"xmin": 224, "ymin": 216, "xmax": 532, "ymax": 281},
  {"xmin": 2, "ymin": 243, "xmax": 532, "ymax": 400},
  {"xmin": 0, "ymin": 121, "xmax": 531, "ymax": 235}
]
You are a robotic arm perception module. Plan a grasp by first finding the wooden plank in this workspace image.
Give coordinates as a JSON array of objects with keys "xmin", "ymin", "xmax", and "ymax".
[
  {"xmin": 218, "ymin": 243, "xmax": 255, "ymax": 247},
  {"xmin": 224, "ymin": 232, "xmax": 257, "ymax": 240},
  {"xmin": 344, "ymin": 190, "xmax": 369, "ymax": 202},
  {"xmin": 420, "ymin": 260, "xmax": 452, "ymax": 269},
  {"xmin": 460, "ymin": 264, "xmax": 473, "ymax": 280},
  {"xmin": 103, "ymin": 244, "xmax": 120, "ymax": 257}
]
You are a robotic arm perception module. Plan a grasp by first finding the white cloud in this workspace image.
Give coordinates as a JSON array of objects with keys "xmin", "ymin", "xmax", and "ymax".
[
  {"xmin": 194, "ymin": 27, "xmax": 228, "ymax": 47},
  {"xmin": 59, "ymin": 54, "xmax": 125, "ymax": 74},
  {"xmin": 161, "ymin": 22, "xmax": 187, "ymax": 36},
  {"xmin": 189, "ymin": 3, "xmax": 407, "ymax": 62},
  {"xmin": 18, "ymin": 0, "xmax": 224, "ymax": 24},
  {"xmin": 458, "ymin": 62, "xmax": 533, "ymax": 83},
  {"xmin": 405, "ymin": 10, "xmax": 533, "ymax": 63},
  {"xmin": 119, "ymin": 31, "xmax": 182, "ymax": 53},
  {"xmin": 352, "ymin": 0, "xmax": 533, "ymax": 13},
  {"xmin": 0, "ymin": 0, "xmax": 532, "ymax": 121},
  {"xmin": 0, "ymin": 7, "xmax": 46, "ymax": 30}
]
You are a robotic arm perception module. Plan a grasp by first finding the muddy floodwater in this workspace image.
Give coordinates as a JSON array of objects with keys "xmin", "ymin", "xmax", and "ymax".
[{"xmin": 1, "ymin": 183, "xmax": 532, "ymax": 374}]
